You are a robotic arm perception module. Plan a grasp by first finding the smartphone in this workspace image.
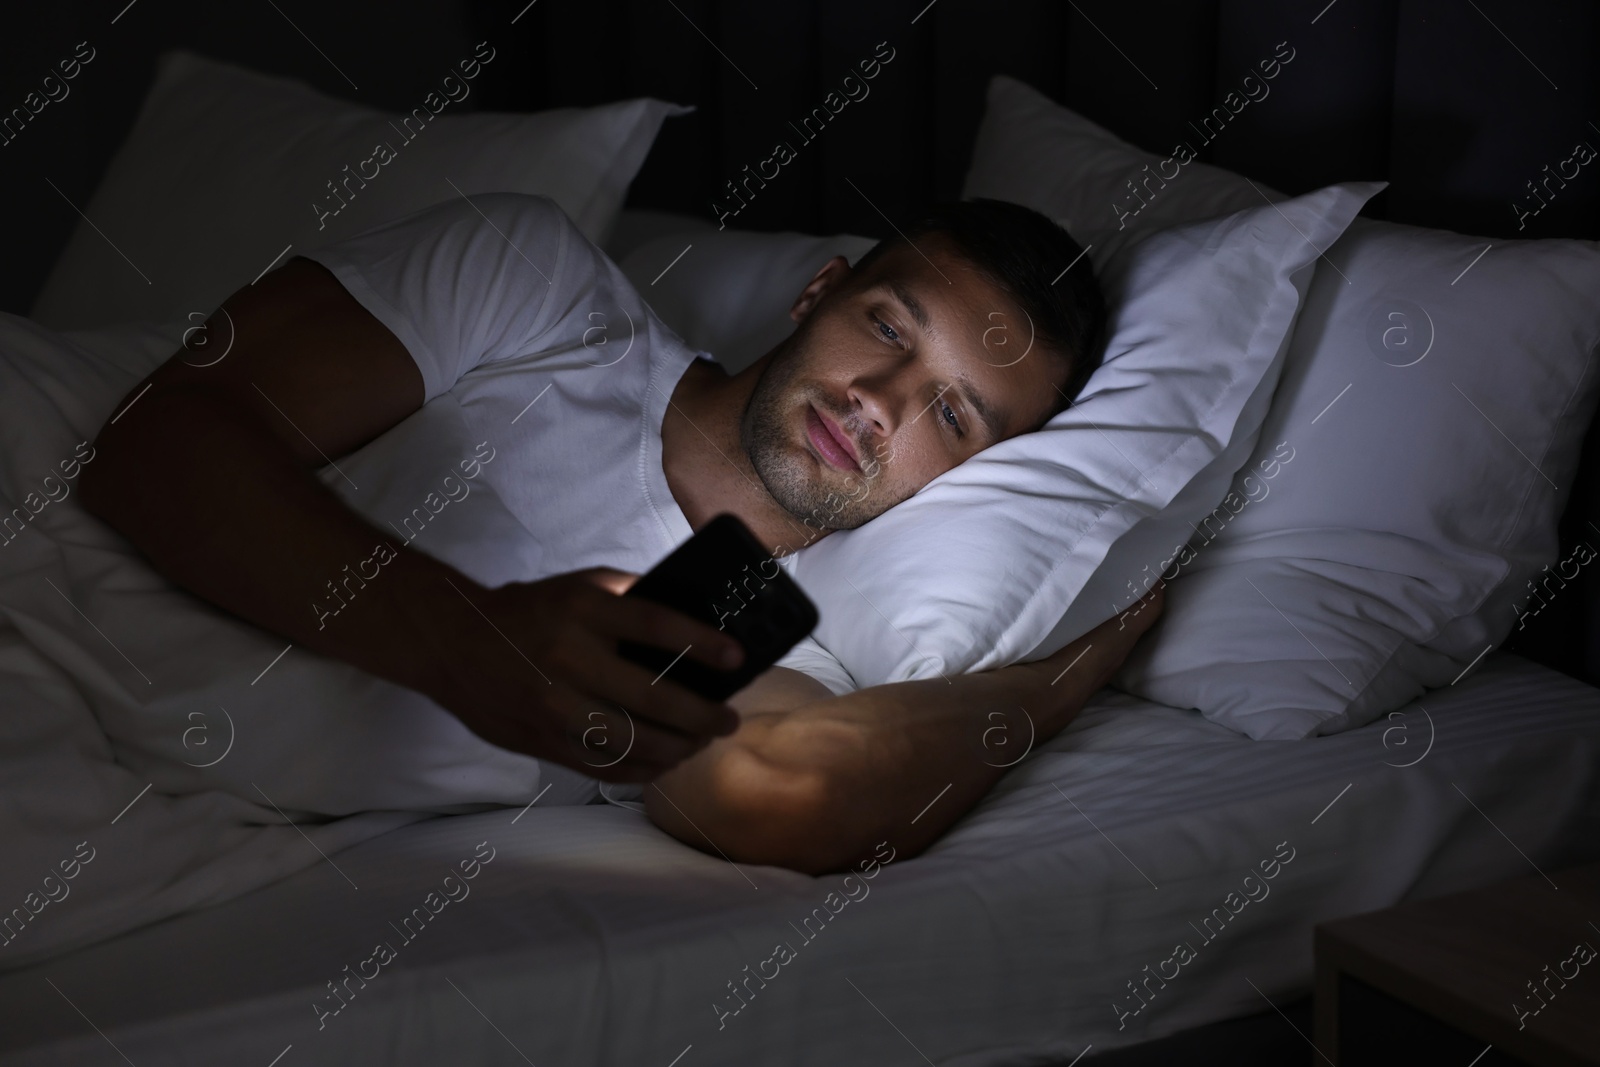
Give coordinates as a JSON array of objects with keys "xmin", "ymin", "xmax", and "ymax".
[{"xmin": 617, "ymin": 512, "xmax": 820, "ymax": 701}]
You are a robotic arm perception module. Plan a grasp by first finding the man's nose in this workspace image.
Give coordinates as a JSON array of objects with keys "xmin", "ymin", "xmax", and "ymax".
[{"xmin": 847, "ymin": 363, "xmax": 920, "ymax": 439}]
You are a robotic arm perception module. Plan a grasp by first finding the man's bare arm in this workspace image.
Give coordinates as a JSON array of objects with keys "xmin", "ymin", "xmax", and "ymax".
[
  {"xmin": 77, "ymin": 257, "xmax": 462, "ymax": 698},
  {"xmin": 78, "ymin": 258, "xmax": 745, "ymax": 778},
  {"xmin": 644, "ymin": 584, "xmax": 1166, "ymax": 875}
]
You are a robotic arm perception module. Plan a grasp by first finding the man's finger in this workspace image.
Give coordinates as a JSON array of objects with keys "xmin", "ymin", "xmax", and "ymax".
[
  {"xmin": 541, "ymin": 689, "xmax": 646, "ymax": 771},
  {"xmin": 586, "ymin": 594, "xmax": 745, "ymax": 672},
  {"xmin": 554, "ymin": 626, "xmax": 740, "ymax": 739},
  {"xmin": 550, "ymin": 700, "xmax": 709, "ymax": 776},
  {"xmin": 574, "ymin": 566, "xmax": 641, "ymax": 596}
]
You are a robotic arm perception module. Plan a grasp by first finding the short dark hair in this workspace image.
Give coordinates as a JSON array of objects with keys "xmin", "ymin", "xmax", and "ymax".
[{"xmin": 849, "ymin": 197, "xmax": 1108, "ymax": 430}]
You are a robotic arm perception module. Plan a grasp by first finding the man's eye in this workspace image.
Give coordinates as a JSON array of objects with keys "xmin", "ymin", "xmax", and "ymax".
[
  {"xmin": 940, "ymin": 400, "xmax": 961, "ymax": 433},
  {"xmin": 873, "ymin": 314, "xmax": 900, "ymax": 345}
]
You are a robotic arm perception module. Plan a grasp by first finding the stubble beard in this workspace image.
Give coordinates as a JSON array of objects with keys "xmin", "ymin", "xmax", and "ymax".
[{"xmin": 739, "ymin": 341, "xmax": 895, "ymax": 533}]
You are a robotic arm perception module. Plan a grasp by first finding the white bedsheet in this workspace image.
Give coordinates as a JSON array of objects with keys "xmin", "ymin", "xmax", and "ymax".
[
  {"xmin": 0, "ymin": 313, "xmax": 463, "ymax": 975},
  {"xmin": 1, "ymin": 650, "xmax": 1595, "ymax": 1065}
]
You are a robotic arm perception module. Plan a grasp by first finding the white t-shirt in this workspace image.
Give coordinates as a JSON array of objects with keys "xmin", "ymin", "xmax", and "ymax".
[{"xmin": 301, "ymin": 192, "xmax": 855, "ymax": 808}]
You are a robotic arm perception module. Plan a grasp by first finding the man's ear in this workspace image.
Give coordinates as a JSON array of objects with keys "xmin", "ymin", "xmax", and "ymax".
[{"xmin": 789, "ymin": 255, "xmax": 854, "ymax": 323}]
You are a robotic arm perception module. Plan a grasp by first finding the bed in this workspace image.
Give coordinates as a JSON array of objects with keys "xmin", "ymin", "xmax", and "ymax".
[
  {"xmin": 0, "ymin": 651, "xmax": 1594, "ymax": 1065},
  {"xmin": 2, "ymin": 2, "xmax": 1599, "ymax": 1065}
]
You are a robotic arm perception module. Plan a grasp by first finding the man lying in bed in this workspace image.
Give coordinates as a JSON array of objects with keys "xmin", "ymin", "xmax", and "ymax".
[{"xmin": 81, "ymin": 192, "xmax": 1164, "ymax": 877}]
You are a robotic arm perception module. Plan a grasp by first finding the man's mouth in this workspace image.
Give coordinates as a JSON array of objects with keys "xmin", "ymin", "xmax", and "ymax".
[{"xmin": 805, "ymin": 404, "xmax": 861, "ymax": 472}]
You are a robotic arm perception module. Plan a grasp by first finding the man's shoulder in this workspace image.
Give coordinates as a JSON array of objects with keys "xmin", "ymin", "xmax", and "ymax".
[
  {"xmin": 396, "ymin": 191, "xmax": 630, "ymax": 316},
  {"xmin": 308, "ymin": 191, "xmax": 599, "ymax": 284},
  {"xmin": 428, "ymin": 191, "xmax": 589, "ymax": 249}
]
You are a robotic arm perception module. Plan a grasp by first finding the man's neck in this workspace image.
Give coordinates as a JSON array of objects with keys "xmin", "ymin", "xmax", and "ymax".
[{"xmin": 662, "ymin": 354, "xmax": 811, "ymax": 557}]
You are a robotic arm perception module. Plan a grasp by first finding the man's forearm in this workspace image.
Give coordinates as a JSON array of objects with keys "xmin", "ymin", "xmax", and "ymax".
[
  {"xmin": 80, "ymin": 385, "xmax": 482, "ymax": 702},
  {"xmin": 646, "ymin": 660, "xmax": 1078, "ymax": 876}
]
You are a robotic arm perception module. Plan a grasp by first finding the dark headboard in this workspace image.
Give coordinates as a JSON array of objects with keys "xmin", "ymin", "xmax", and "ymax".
[{"xmin": 8, "ymin": 0, "xmax": 1600, "ymax": 681}]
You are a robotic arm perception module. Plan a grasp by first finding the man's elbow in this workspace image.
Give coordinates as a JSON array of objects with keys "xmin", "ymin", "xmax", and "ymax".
[
  {"xmin": 77, "ymin": 391, "xmax": 171, "ymax": 522},
  {"xmin": 643, "ymin": 742, "xmax": 867, "ymax": 877}
]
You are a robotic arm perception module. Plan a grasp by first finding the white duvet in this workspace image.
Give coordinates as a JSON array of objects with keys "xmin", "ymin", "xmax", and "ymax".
[{"xmin": 0, "ymin": 313, "xmax": 537, "ymax": 973}]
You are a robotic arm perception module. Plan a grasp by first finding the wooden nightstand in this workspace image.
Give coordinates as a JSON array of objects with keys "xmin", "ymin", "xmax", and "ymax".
[{"xmin": 1314, "ymin": 861, "xmax": 1600, "ymax": 1066}]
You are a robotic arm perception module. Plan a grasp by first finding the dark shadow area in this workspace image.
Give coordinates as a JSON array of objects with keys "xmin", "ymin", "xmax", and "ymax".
[{"xmin": 1077, "ymin": 994, "xmax": 1315, "ymax": 1066}]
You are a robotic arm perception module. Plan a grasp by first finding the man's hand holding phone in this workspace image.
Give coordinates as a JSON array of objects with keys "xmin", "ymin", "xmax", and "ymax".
[{"xmin": 434, "ymin": 566, "xmax": 747, "ymax": 783}]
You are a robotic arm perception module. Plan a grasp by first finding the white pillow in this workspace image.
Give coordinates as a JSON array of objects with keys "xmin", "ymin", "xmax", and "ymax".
[
  {"xmin": 620, "ymin": 226, "xmax": 877, "ymax": 373},
  {"xmin": 964, "ymin": 74, "xmax": 1284, "ymax": 264},
  {"xmin": 603, "ymin": 208, "xmax": 720, "ymax": 265},
  {"xmin": 32, "ymin": 49, "xmax": 687, "ymax": 331},
  {"xmin": 1112, "ymin": 217, "xmax": 1600, "ymax": 737},
  {"xmin": 779, "ymin": 183, "xmax": 1376, "ymax": 687},
  {"xmin": 963, "ymin": 74, "xmax": 1600, "ymax": 738}
]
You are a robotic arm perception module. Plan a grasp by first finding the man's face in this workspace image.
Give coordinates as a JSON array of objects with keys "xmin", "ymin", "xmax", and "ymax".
[{"xmin": 740, "ymin": 234, "xmax": 1068, "ymax": 534}]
